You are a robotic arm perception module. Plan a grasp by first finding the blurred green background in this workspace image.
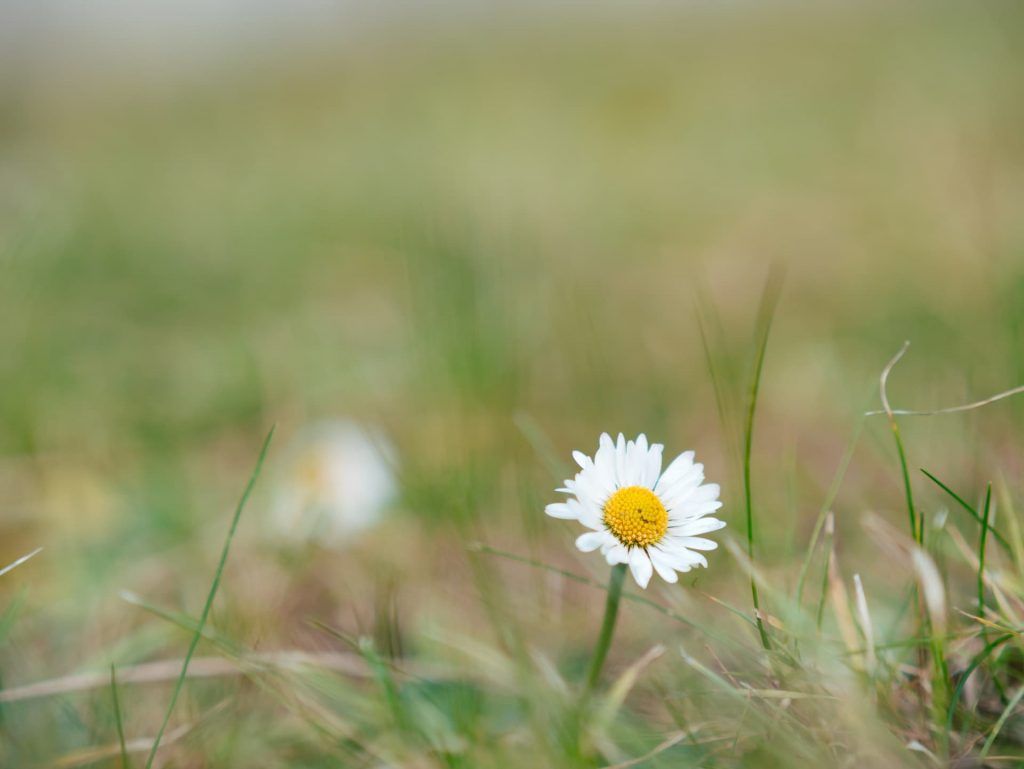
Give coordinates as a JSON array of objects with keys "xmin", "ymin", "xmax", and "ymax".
[{"xmin": 2, "ymin": 1, "xmax": 1024, "ymax": 764}]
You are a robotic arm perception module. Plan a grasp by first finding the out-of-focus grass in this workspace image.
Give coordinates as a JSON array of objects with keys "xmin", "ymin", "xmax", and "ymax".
[{"xmin": 2, "ymin": 2, "xmax": 1024, "ymax": 766}]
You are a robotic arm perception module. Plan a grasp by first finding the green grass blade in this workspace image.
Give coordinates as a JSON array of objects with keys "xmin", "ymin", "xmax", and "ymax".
[
  {"xmin": 813, "ymin": 518, "xmax": 834, "ymax": 633},
  {"xmin": 695, "ymin": 295, "xmax": 741, "ymax": 469},
  {"xmin": 944, "ymin": 632, "xmax": 1012, "ymax": 736},
  {"xmin": 879, "ymin": 343, "xmax": 919, "ymax": 542},
  {"xmin": 796, "ymin": 415, "xmax": 866, "ymax": 611},
  {"xmin": 0, "ymin": 589, "xmax": 26, "ymax": 646},
  {"xmin": 920, "ymin": 469, "xmax": 1011, "ymax": 554},
  {"xmin": 359, "ymin": 637, "xmax": 412, "ymax": 734},
  {"xmin": 981, "ymin": 682, "xmax": 1024, "ymax": 759},
  {"xmin": 110, "ymin": 664, "xmax": 130, "ymax": 769},
  {"xmin": 979, "ymin": 484, "xmax": 992, "ymax": 622},
  {"xmin": 743, "ymin": 265, "xmax": 784, "ymax": 650},
  {"xmin": 142, "ymin": 426, "xmax": 274, "ymax": 769},
  {"xmin": 120, "ymin": 591, "xmax": 242, "ymax": 656}
]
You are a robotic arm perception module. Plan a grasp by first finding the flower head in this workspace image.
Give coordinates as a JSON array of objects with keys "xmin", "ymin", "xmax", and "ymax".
[
  {"xmin": 546, "ymin": 433, "xmax": 724, "ymax": 588},
  {"xmin": 270, "ymin": 420, "xmax": 396, "ymax": 546}
]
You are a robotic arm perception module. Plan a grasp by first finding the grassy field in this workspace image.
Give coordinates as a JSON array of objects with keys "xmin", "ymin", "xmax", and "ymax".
[{"xmin": 2, "ymin": 2, "xmax": 1024, "ymax": 766}]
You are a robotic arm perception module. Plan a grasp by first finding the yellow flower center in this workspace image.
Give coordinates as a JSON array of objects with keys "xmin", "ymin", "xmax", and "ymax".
[{"xmin": 603, "ymin": 486, "xmax": 668, "ymax": 548}]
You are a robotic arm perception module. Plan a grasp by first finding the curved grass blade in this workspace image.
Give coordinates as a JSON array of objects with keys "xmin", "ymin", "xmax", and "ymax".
[
  {"xmin": 981, "ymin": 683, "xmax": 1024, "ymax": 759},
  {"xmin": 879, "ymin": 342, "xmax": 919, "ymax": 543},
  {"xmin": 945, "ymin": 632, "xmax": 1012, "ymax": 736}
]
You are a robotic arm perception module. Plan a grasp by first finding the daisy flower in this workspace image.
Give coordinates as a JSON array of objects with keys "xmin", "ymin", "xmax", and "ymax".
[
  {"xmin": 546, "ymin": 433, "xmax": 724, "ymax": 589},
  {"xmin": 270, "ymin": 420, "xmax": 396, "ymax": 546}
]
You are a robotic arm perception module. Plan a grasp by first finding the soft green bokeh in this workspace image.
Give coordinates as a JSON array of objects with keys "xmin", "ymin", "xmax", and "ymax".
[{"xmin": 2, "ymin": 3, "xmax": 1024, "ymax": 766}]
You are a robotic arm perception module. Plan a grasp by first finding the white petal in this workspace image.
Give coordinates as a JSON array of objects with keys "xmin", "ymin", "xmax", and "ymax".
[
  {"xmin": 622, "ymin": 438, "xmax": 636, "ymax": 485},
  {"xmin": 648, "ymin": 548, "xmax": 679, "ymax": 583},
  {"xmin": 574, "ymin": 472, "xmax": 609, "ymax": 512},
  {"xmin": 605, "ymin": 543, "xmax": 629, "ymax": 565},
  {"xmin": 576, "ymin": 531, "xmax": 609, "ymax": 552},
  {"xmin": 655, "ymin": 546, "xmax": 705, "ymax": 570},
  {"xmin": 688, "ymin": 483, "xmax": 721, "ymax": 504},
  {"xmin": 614, "ymin": 434, "xmax": 627, "ymax": 485},
  {"xmin": 623, "ymin": 437, "xmax": 646, "ymax": 487},
  {"xmin": 628, "ymin": 548, "xmax": 653, "ymax": 589},
  {"xmin": 676, "ymin": 536, "xmax": 719, "ymax": 551},
  {"xmin": 595, "ymin": 434, "xmax": 617, "ymax": 483},
  {"xmin": 644, "ymin": 444, "xmax": 663, "ymax": 489},
  {"xmin": 674, "ymin": 517, "xmax": 726, "ymax": 536},
  {"xmin": 572, "ymin": 450, "xmax": 591, "ymax": 470},
  {"xmin": 545, "ymin": 502, "xmax": 577, "ymax": 520},
  {"xmin": 654, "ymin": 451, "xmax": 695, "ymax": 494},
  {"xmin": 659, "ymin": 469, "xmax": 709, "ymax": 509},
  {"xmin": 688, "ymin": 551, "xmax": 709, "ymax": 568},
  {"xmin": 635, "ymin": 435, "xmax": 649, "ymax": 481},
  {"xmin": 670, "ymin": 500, "xmax": 724, "ymax": 520},
  {"xmin": 634, "ymin": 435, "xmax": 654, "ymax": 487}
]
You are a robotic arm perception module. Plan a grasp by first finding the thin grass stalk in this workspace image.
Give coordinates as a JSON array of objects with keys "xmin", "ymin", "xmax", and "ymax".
[
  {"xmin": 695, "ymin": 304, "xmax": 741, "ymax": 470},
  {"xmin": 110, "ymin": 665, "xmax": 129, "ymax": 769},
  {"xmin": 981, "ymin": 684, "xmax": 1024, "ymax": 759},
  {"xmin": 814, "ymin": 514, "xmax": 834, "ymax": 633},
  {"xmin": 744, "ymin": 267, "xmax": 783, "ymax": 650},
  {"xmin": 877, "ymin": 344, "xmax": 953, "ymax": 746},
  {"xmin": 979, "ymin": 484, "xmax": 993, "ymax": 625},
  {"xmin": 796, "ymin": 413, "xmax": 865, "ymax": 616},
  {"xmin": 359, "ymin": 637, "xmax": 412, "ymax": 734},
  {"xmin": 142, "ymin": 427, "xmax": 274, "ymax": 769},
  {"xmin": 921, "ymin": 469, "xmax": 1010, "ymax": 554},
  {"xmin": 944, "ymin": 633, "xmax": 1013, "ymax": 736},
  {"xmin": 879, "ymin": 343, "xmax": 919, "ymax": 543},
  {"xmin": 892, "ymin": 425, "xmax": 919, "ymax": 543}
]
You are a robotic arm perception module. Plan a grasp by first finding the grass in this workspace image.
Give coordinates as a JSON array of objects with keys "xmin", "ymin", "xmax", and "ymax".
[
  {"xmin": 108, "ymin": 665, "xmax": 128, "ymax": 768},
  {"xmin": 741, "ymin": 266, "xmax": 784, "ymax": 651},
  {"xmin": 3, "ymin": 2, "xmax": 1024, "ymax": 766},
  {"xmin": 142, "ymin": 427, "xmax": 273, "ymax": 769}
]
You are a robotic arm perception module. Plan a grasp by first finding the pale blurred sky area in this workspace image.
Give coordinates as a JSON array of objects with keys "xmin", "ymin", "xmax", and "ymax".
[{"xmin": 0, "ymin": 0, "xmax": 706, "ymax": 83}]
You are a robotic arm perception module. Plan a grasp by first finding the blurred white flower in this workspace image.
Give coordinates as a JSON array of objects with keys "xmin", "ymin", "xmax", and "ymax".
[
  {"xmin": 546, "ymin": 433, "xmax": 724, "ymax": 589},
  {"xmin": 270, "ymin": 420, "xmax": 396, "ymax": 546}
]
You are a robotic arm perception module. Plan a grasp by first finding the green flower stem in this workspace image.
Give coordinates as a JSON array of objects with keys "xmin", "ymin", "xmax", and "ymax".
[{"xmin": 584, "ymin": 563, "xmax": 627, "ymax": 693}]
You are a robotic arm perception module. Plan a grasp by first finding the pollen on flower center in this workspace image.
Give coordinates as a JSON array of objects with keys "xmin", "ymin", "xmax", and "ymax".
[{"xmin": 603, "ymin": 486, "xmax": 668, "ymax": 548}]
